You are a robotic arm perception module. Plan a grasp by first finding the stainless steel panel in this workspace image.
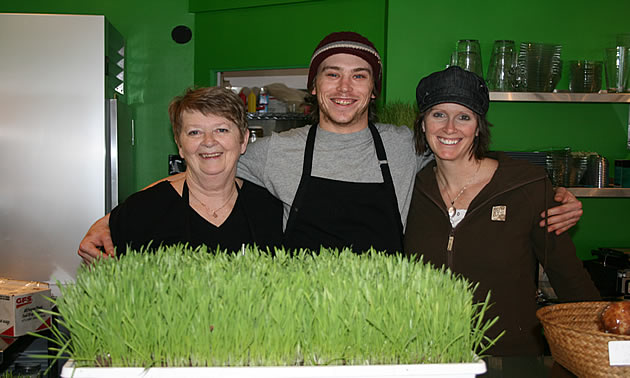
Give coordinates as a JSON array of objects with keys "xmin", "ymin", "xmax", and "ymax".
[{"xmin": 0, "ymin": 14, "xmax": 107, "ymax": 290}]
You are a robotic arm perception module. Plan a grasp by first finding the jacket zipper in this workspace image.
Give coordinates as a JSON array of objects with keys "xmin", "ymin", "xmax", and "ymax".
[
  {"xmin": 446, "ymin": 228, "xmax": 454, "ymax": 267},
  {"xmin": 435, "ymin": 174, "xmax": 547, "ymax": 270}
]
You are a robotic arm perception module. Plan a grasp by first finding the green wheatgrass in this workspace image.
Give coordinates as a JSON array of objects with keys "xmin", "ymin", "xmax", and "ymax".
[
  {"xmin": 33, "ymin": 245, "xmax": 502, "ymax": 368},
  {"xmin": 376, "ymin": 101, "xmax": 419, "ymax": 128}
]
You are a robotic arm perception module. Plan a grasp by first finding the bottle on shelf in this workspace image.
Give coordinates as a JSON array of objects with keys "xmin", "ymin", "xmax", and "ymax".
[
  {"xmin": 247, "ymin": 90, "xmax": 257, "ymax": 113},
  {"xmin": 238, "ymin": 88, "xmax": 247, "ymax": 106},
  {"xmin": 258, "ymin": 86, "xmax": 269, "ymax": 113}
]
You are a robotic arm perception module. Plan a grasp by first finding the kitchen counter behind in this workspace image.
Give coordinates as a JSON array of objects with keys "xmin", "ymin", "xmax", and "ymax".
[{"xmin": 483, "ymin": 356, "xmax": 575, "ymax": 378}]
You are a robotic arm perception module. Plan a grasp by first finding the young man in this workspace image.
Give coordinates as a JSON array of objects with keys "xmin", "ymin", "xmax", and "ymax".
[
  {"xmin": 235, "ymin": 32, "xmax": 424, "ymax": 254},
  {"xmin": 78, "ymin": 31, "xmax": 582, "ymax": 262}
]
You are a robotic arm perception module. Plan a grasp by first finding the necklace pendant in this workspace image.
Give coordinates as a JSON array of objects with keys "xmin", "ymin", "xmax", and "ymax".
[
  {"xmin": 212, "ymin": 211, "xmax": 218, "ymax": 218},
  {"xmin": 448, "ymin": 206, "xmax": 456, "ymax": 217}
]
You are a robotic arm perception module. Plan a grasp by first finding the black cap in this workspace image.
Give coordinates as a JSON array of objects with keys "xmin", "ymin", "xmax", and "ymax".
[{"xmin": 416, "ymin": 66, "xmax": 489, "ymax": 115}]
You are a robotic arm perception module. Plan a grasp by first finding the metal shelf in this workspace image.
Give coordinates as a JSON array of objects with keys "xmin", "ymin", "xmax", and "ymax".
[
  {"xmin": 490, "ymin": 91, "xmax": 630, "ymax": 103},
  {"xmin": 567, "ymin": 187, "xmax": 630, "ymax": 198},
  {"xmin": 247, "ymin": 112, "xmax": 307, "ymax": 121},
  {"xmin": 489, "ymin": 91, "xmax": 630, "ymax": 149}
]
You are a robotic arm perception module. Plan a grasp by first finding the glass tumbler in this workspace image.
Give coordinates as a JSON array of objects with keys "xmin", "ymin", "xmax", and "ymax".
[
  {"xmin": 569, "ymin": 60, "xmax": 603, "ymax": 93},
  {"xmin": 453, "ymin": 39, "xmax": 483, "ymax": 77},
  {"xmin": 604, "ymin": 46, "xmax": 630, "ymax": 92},
  {"xmin": 486, "ymin": 40, "xmax": 516, "ymax": 91}
]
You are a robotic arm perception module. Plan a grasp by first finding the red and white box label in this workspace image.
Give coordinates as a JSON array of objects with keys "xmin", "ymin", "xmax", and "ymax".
[{"xmin": 0, "ymin": 278, "xmax": 52, "ymax": 337}]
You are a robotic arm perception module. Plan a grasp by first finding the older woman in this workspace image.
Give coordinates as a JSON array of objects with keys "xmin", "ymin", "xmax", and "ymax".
[
  {"xmin": 84, "ymin": 87, "xmax": 283, "ymax": 259},
  {"xmin": 404, "ymin": 66, "xmax": 600, "ymax": 356}
]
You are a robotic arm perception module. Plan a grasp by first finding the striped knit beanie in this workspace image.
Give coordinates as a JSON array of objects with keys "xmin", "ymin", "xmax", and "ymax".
[{"xmin": 307, "ymin": 31, "xmax": 382, "ymax": 96}]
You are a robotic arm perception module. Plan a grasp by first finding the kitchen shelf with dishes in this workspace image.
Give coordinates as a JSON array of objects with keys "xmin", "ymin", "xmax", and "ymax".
[
  {"xmin": 490, "ymin": 91, "xmax": 630, "ymax": 151},
  {"xmin": 492, "ymin": 91, "xmax": 630, "ymax": 198}
]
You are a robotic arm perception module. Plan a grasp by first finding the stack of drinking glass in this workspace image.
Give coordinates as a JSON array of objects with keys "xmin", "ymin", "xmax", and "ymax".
[
  {"xmin": 545, "ymin": 148, "xmax": 571, "ymax": 187},
  {"xmin": 515, "ymin": 42, "xmax": 563, "ymax": 92},
  {"xmin": 568, "ymin": 60, "xmax": 603, "ymax": 93}
]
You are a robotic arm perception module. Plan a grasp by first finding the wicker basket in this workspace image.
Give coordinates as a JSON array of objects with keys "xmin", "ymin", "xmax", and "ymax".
[{"xmin": 536, "ymin": 301, "xmax": 630, "ymax": 377}]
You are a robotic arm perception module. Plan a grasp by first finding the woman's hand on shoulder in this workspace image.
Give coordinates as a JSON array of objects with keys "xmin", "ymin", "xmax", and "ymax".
[{"xmin": 539, "ymin": 186, "xmax": 583, "ymax": 235}]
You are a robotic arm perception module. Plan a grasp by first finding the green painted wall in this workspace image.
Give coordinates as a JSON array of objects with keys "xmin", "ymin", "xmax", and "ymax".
[
  {"xmin": 191, "ymin": 0, "xmax": 386, "ymax": 89},
  {"xmin": 1, "ymin": 0, "xmax": 194, "ymax": 199},
  {"xmin": 386, "ymin": 0, "xmax": 630, "ymax": 259},
  {"xmin": 188, "ymin": 0, "xmax": 314, "ymax": 13}
]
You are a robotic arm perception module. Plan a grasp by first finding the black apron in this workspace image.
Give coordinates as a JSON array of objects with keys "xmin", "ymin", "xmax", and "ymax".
[{"xmin": 283, "ymin": 123, "xmax": 404, "ymax": 254}]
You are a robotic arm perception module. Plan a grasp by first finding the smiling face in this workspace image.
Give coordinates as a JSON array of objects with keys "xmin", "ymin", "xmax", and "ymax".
[
  {"xmin": 312, "ymin": 53, "xmax": 375, "ymax": 134},
  {"xmin": 423, "ymin": 103, "xmax": 479, "ymax": 163},
  {"xmin": 177, "ymin": 110, "xmax": 248, "ymax": 182}
]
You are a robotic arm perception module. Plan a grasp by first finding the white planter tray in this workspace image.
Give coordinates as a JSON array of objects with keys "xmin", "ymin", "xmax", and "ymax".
[{"xmin": 61, "ymin": 359, "xmax": 487, "ymax": 378}]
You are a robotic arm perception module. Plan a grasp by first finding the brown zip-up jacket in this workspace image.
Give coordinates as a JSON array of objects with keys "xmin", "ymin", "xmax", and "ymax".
[{"xmin": 404, "ymin": 151, "xmax": 600, "ymax": 356}]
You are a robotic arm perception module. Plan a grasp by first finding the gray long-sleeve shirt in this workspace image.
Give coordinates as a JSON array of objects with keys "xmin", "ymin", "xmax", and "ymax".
[{"xmin": 237, "ymin": 123, "xmax": 433, "ymax": 230}]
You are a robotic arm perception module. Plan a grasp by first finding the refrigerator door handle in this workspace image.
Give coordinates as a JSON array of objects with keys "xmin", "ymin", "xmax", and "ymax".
[{"xmin": 105, "ymin": 99, "xmax": 119, "ymax": 213}]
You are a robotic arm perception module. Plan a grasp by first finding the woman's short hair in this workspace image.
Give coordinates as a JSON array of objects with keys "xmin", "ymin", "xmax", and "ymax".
[{"xmin": 169, "ymin": 87, "xmax": 248, "ymax": 144}]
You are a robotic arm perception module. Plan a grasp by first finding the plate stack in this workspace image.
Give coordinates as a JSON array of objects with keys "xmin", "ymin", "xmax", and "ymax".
[
  {"xmin": 515, "ymin": 42, "xmax": 563, "ymax": 92},
  {"xmin": 545, "ymin": 149, "xmax": 571, "ymax": 187},
  {"xmin": 503, "ymin": 151, "xmax": 547, "ymax": 168}
]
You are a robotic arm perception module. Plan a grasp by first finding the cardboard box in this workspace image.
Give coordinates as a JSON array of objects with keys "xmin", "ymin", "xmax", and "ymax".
[{"xmin": 0, "ymin": 278, "xmax": 52, "ymax": 337}]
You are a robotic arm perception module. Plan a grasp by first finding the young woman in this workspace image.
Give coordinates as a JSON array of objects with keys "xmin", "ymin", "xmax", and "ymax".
[{"xmin": 404, "ymin": 66, "xmax": 600, "ymax": 356}]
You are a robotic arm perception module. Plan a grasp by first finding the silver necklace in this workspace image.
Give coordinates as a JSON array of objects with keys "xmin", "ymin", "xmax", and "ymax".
[
  {"xmin": 436, "ymin": 161, "xmax": 482, "ymax": 218},
  {"xmin": 188, "ymin": 183, "xmax": 237, "ymax": 218}
]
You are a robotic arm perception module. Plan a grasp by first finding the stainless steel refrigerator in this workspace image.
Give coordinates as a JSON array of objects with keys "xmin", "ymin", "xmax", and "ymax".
[{"xmin": 0, "ymin": 13, "xmax": 129, "ymax": 294}]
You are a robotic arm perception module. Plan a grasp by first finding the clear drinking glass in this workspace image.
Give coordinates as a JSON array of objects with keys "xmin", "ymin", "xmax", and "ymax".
[
  {"xmin": 604, "ymin": 46, "xmax": 630, "ymax": 92},
  {"xmin": 453, "ymin": 39, "xmax": 483, "ymax": 77},
  {"xmin": 569, "ymin": 60, "xmax": 603, "ymax": 93},
  {"xmin": 486, "ymin": 40, "xmax": 516, "ymax": 91}
]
